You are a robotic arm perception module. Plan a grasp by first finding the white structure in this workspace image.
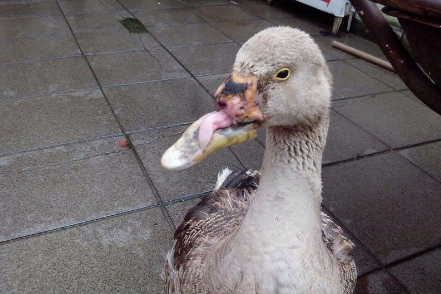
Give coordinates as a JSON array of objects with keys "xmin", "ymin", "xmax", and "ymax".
[{"xmin": 268, "ymin": 0, "xmax": 354, "ymax": 34}]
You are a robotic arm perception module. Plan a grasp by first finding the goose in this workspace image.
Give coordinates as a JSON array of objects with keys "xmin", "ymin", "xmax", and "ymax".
[{"xmin": 161, "ymin": 26, "xmax": 356, "ymax": 294}]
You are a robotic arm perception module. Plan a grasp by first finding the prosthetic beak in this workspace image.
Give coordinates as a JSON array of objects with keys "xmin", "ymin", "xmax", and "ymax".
[{"xmin": 161, "ymin": 72, "xmax": 263, "ymax": 171}]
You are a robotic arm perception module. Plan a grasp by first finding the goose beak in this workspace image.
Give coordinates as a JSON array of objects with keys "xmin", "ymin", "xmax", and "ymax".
[
  {"xmin": 161, "ymin": 72, "xmax": 263, "ymax": 171},
  {"xmin": 214, "ymin": 72, "xmax": 264, "ymax": 126}
]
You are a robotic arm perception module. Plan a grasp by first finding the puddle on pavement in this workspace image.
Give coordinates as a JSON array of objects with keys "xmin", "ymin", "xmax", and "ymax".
[{"xmin": 119, "ymin": 17, "xmax": 149, "ymax": 34}]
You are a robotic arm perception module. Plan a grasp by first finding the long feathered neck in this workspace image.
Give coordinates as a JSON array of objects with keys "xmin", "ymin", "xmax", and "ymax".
[
  {"xmin": 221, "ymin": 114, "xmax": 329, "ymax": 266},
  {"xmin": 242, "ymin": 114, "xmax": 330, "ymax": 234},
  {"xmin": 261, "ymin": 114, "xmax": 329, "ymax": 195}
]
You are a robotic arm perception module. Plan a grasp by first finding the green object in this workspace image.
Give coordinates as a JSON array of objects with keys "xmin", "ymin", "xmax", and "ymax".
[{"xmin": 119, "ymin": 17, "xmax": 148, "ymax": 34}]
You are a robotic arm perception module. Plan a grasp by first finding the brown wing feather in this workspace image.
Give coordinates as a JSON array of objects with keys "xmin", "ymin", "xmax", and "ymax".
[
  {"xmin": 174, "ymin": 170, "xmax": 260, "ymax": 269},
  {"xmin": 164, "ymin": 169, "xmax": 260, "ymax": 294},
  {"xmin": 320, "ymin": 212, "xmax": 355, "ymax": 262},
  {"xmin": 320, "ymin": 211, "xmax": 357, "ymax": 293}
]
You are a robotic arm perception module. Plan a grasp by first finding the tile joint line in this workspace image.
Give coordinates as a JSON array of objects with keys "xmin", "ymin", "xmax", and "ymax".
[{"xmin": 54, "ymin": 0, "xmax": 176, "ymax": 231}]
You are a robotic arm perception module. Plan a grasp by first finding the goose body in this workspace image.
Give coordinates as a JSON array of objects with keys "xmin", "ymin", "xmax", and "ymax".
[{"xmin": 162, "ymin": 27, "xmax": 356, "ymax": 294}]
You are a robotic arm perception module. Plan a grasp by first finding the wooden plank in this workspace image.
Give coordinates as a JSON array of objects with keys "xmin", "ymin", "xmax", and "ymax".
[{"xmin": 373, "ymin": 0, "xmax": 441, "ymax": 18}]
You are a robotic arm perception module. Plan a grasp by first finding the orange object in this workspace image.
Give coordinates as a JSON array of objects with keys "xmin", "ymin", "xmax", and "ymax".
[{"xmin": 118, "ymin": 139, "xmax": 130, "ymax": 149}]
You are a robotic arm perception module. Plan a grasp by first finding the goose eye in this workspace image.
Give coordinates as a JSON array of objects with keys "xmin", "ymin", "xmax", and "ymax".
[{"xmin": 273, "ymin": 68, "xmax": 290, "ymax": 81}]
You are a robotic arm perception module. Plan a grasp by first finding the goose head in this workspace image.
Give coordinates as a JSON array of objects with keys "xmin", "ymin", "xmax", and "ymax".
[
  {"xmin": 222, "ymin": 26, "xmax": 331, "ymax": 127},
  {"xmin": 161, "ymin": 27, "xmax": 332, "ymax": 170}
]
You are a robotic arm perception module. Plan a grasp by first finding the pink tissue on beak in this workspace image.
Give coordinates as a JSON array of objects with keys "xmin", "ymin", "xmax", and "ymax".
[{"xmin": 198, "ymin": 110, "xmax": 233, "ymax": 147}]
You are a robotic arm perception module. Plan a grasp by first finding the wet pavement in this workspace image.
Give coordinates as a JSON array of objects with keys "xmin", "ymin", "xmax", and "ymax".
[{"xmin": 1, "ymin": 0, "xmax": 440, "ymax": 293}]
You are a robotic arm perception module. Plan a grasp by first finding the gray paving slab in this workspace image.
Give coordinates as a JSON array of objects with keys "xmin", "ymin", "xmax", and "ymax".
[
  {"xmin": 148, "ymin": 23, "xmax": 233, "ymax": 48},
  {"xmin": 1, "ymin": 34, "xmax": 81, "ymax": 63},
  {"xmin": 0, "ymin": 57, "xmax": 98, "ymax": 100},
  {"xmin": 133, "ymin": 7, "xmax": 204, "ymax": 26},
  {"xmin": 0, "ymin": 150, "xmax": 157, "ymax": 241},
  {"xmin": 270, "ymin": 17, "xmax": 326, "ymax": 36},
  {"xmin": 323, "ymin": 110, "xmax": 389, "ymax": 165},
  {"xmin": 239, "ymin": 1, "xmax": 294, "ymax": 19},
  {"xmin": 177, "ymin": 0, "xmax": 231, "ymax": 7},
  {"xmin": 166, "ymin": 197, "xmax": 202, "ymax": 227},
  {"xmin": 256, "ymin": 127, "xmax": 267, "ymax": 146},
  {"xmin": 399, "ymin": 90, "xmax": 429, "ymax": 108},
  {"xmin": 313, "ymin": 36, "xmax": 352, "ymax": 61},
  {"xmin": 0, "ymin": 136, "xmax": 124, "ymax": 175},
  {"xmin": 314, "ymin": 34, "xmax": 386, "ymax": 61},
  {"xmin": 88, "ymin": 50, "xmax": 189, "ymax": 87},
  {"xmin": 196, "ymin": 73, "xmax": 228, "ymax": 94},
  {"xmin": 399, "ymin": 141, "xmax": 441, "ymax": 182},
  {"xmin": 322, "ymin": 152, "xmax": 441, "ymax": 265},
  {"xmin": 355, "ymin": 246, "xmax": 384, "ymax": 278},
  {"xmin": 346, "ymin": 59, "xmax": 407, "ymax": 91},
  {"xmin": 65, "ymin": 10, "xmax": 131, "ymax": 32},
  {"xmin": 319, "ymin": 206, "xmax": 382, "ymax": 276},
  {"xmin": 0, "ymin": 15, "xmax": 70, "ymax": 38},
  {"xmin": 0, "ymin": 89, "xmax": 121, "ymax": 156},
  {"xmin": 193, "ymin": 5, "xmax": 259, "ymax": 22},
  {"xmin": 333, "ymin": 92, "xmax": 441, "ymax": 148},
  {"xmin": 236, "ymin": 1, "xmax": 268, "ymax": 6},
  {"xmin": 400, "ymin": 90, "xmax": 419, "ymax": 102},
  {"xmin": 0, "ymin": 1, "xmax": 60, "ymax": 19},
  {"xmin": 328, "ymin": 61, "xmax": 393, "ymax": 100},
  {"xmin": 316, "ymin": 47, "xmax": 337, "ymax": 62},
  {"xmin": 210, "ymin": 19, "xmax": 274, "ymax": 43},
  {"xmin": 0, "ymin": 0, "xmax": 53, "ymax": 3},
  {"xmin": 120, "ymin": 0, "xmax": 183, "ymax": 9},
  {"xmin": 137, "ymin": 33, "xmax": 165, "ymax": 51},
  {"xmin": 104, "ymin": 78, "xmax": 214, "ymax": 132},
  {"xmin": 58, "ymin": 0, "xmax": 124, "ymax": 15},
  {"xmin": 130, "ymin": 126, "xmax": 242, "ymax": 201},
  {"xmin": 354, "ymin": 270, "xmax": 409, "ymax": 294},
  {"xmin": 390, "ymin": 248, "xmax": 441, "ymax": 294},
  {"xmin": 229, "ymin": 139, "xmax": 265, "ymax": 170},
  {"xmin": 170, "ymin": 43, "xmax": 241, "ymax": 76},
  {"xmin": 0, "ymin": 208, "xmax": 172, "ymax": 294},
  {"xmin": 75, "ymin": 29, "xmax": 146, "ymax": 55}
]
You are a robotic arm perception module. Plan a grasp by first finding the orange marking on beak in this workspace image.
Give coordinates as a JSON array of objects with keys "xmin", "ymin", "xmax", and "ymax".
[{"xmin": 215, "ymin": 72, "xmax": 263, "ymax": 125}]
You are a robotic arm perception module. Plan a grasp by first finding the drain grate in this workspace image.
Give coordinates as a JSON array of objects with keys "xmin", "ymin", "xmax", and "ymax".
[{"xmin": 119, "ymin": 17, "xmax": 149, "ymax": 34}]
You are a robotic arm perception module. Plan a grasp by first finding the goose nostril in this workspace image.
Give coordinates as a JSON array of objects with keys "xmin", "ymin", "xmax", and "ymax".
[
  {"xmin": 236, "ymin": 106, "xmax": 245, "ymax": 115},
  {"xmin": 217, "ymin": 101, "xmax": 227, "ymax": 109}
]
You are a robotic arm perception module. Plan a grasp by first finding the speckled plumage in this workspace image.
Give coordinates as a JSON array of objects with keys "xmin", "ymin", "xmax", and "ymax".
[
  {"xmin": 163, "ymin": 27, "xmax": 357, "ymax": 294},
  {"xmin": 164, "ymin": 169, "xmax": 356, "ymax": 294},
  {"xmin": 164, "ymin": 170, "xmax": 260, "ymax": 294}
]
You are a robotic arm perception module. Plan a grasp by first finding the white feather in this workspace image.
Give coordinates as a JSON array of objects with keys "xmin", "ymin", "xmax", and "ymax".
[{"xmin": 215, "ymin": 168, "xmax": 233, "ymax": 190}]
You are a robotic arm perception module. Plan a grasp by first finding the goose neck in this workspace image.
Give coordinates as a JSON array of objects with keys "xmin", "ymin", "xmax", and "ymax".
[{"xmin": 261, "ymin": 115, "xmax": 329, "ymax": 187}]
